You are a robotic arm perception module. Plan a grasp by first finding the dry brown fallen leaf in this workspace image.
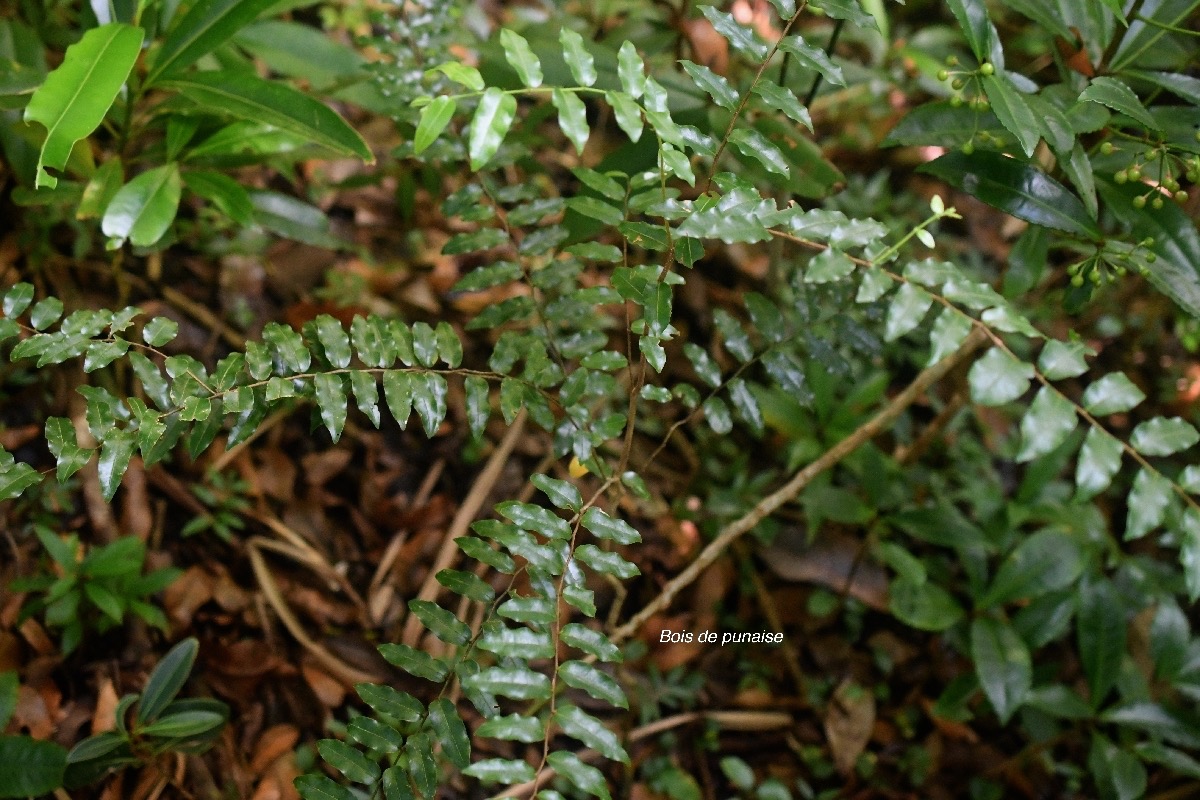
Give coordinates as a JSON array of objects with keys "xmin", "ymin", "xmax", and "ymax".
[{"xmin": 824, "ymin": 678, "xmax": 876, "ymax": 775}]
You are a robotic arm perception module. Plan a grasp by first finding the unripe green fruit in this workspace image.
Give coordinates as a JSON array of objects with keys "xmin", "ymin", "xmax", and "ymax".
[
  {"xmin": 1117, "ymin": 266, "xmax": 1127, "ymax": 277},
  {"xmin": 1090, "ymin": 270, "xmax": 1102, "ymax": 285},
  {"xmin": 1152, "ymin": 197, "xmax": 1164, "ymax": 210},
  {"xmin": 1127, "ymin": 166, "xmax": 1142, "ymax": 180},
  {"xmin": 962, "ymin": 140, "xmax": 975, "ymax": 154},
  {"xmin": 952, "ymin": 78, "xmax": 965, "ymax": 90},
  {"xmin": 950, "ymin": 95, "xmax": 964, "ymax": 107},
  {"xmin": 980, "ymin": 62, "xmax": 994, "ymax": 76},
  {"xmin": 1133, "ymin": 195, "xmax": 1146, "ymax": 209},
  {"xmin": 1164, "ymin": 178, "xmax": 1179, "ymax": 192},
  {"xmin": 1176, "ymin": 190, "xmax": 1190, "ymax": 204},
  {"xmin": 937, "ymin": 69, "xmax": 949, "ymax": 81},
  {"xmin": 1146, "ymin": 253, "xmax": 1157, "ymax": 263},
  {"xmin": 1100, "ymin": 142, "xmax": 1115, "ymax": 155},
  {"xmin": 1071, "ymin": 274, "xmax": 1085, "ymax": 287},
  {"xmin": 946, "ymin": 55, "xmax": 959, "ymax": 66},
  {"xmin": 1114, "ymin": 170, "xmax": 1128, "ymax": 184}
]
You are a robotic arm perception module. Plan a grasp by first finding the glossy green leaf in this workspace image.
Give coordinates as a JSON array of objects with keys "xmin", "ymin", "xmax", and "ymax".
[
  {"xmin": 478, "ymin": 627, "xmax": 555, "ymax": 659},
  {"xmin": 428, "ymin": 61, "xmax": 484, "ymax": 91},
  {"xmin": 616, "ymin": 41, "xmax": 645, "ymax": 99},
  {"xmin": 409, "ymin": 598, "xmax": 470, "ymax": 646},
  {"xmin": 559, "ymin": 28, "xmax": 597, "ymax": 87},
  {"xmin": 1077, "ymin": 579, "xmax": 1125, "ymax": 709},
  {"xmin": 559, "ymin": 661, "xmax": 628, "ymax": 709},
  {"xmin": 1079, "ymin": 76, "xmax": 1159, "ymax": 130},
  {"xmin": 477, "ymin": 713, "xmax": 543, "ymax": 742},
  {"xmin": 1125, "ymin": 70, "xmax": 1200, "ymax": 106},
  {"xmin": 313, "ymin": 373, "xmax": 348, "ymax": 442},
  {"xmin": 1017, "ymin": 387, "xmax": 1077, "ymax": 462},
  {"xmin": 608, "ymin": 90, "xmax": 643, "ymax": 142},
  {"xmin": 531, "ymin": 474, "xmax": 582, "ymax": 511},
  {"xmin": 2, "ymin": 283, "xmax": 34, "ymax": 318},
  {"xmin": 547, "ymin": 751, "xmax": 612, "ymax": 800},
  {"xmin": 101, "ymin": 163, "xmax": 181, "ymax": 248},
  {"xmin": 883, "ymin": 102, "xmax": 1002, "ymax": 149},
  {"xmin": 355, "ymin": 683, "xmax": 422, "ymax": 722},
  {"xmin": 147, "ymin": 0, "xmax": 277, "ymax": 85},
  {"xmin": 346, "ymin": 717, "xmax": 402, "ymax": 754},
  {"xmin": 45, "ymin": 417, "xmax": 92, "ymax": 481},
  {"xmin": 377, "ymin": 643, "xmax": 448, "ymax": 681},
  {"xmin": 349, "ymin": 371, "xmax": 380, "ymax": 428},
  {"xmin": 888, "ymin": 576, "xmax": 964, "ymax": 631},
  {"xmin": 680, "ymin": 60, "xmax": 737, "ymax": 110},
  {"xmin": 1126, "ymin": 468, "xmax": 1172, "ymax": 541},
  {"xmin": 751, "ymin": 82, "xmax": 812, "ymax": 131},
  {"xmin": 428, "ymin": 698, "xmax": 470, "ymax": 769},
  {"xmin": 574, "ymin": 544, "xmax": 639, "ymax": 580},
  {"xmin": 1089, "ymin": 734, "xmax": 1147, "ymax": 800},
  {"xmin": 464, "ymin": 375, "xmax": 490, "ymax": 441},
  {"xmin": 968, "ymin": 348, "xmax": 1033, "ymax": 406},
  {"xmin": 316, "ymin": 739, "xmax": 379, "ymax": 786},
  {"xmin": 468, "ymin": 88, "xmax": 517, "ymax": 170},
  {"xmin": 971, "ymin": 616, "xmax": 1030, "ymax": 724},
  {"xmin": 411, "ymin": 373, "xmax": 448, "ymax": 438},
  {"xmin": 556, "ymin": 704, "xmax": 628, "ymax": 763},
  {"xmin": 464, "ymin": 667, "xmax": 551, "ymax": 700},
  {"xmin": 96, "ymin": 428, "xmax": 135, "ymax": 502},
  {"xmin": 946, "ymin": 0, "xmax": 995, "ymax": 61},
  {"xmin": 981, "ymin": 73, "xmax": 1040, "ymax": 157},
  {"xmin": 1130, "ymin": 417, "xmax": 1200, "ymax": 456},
  {"xmin": 464, "ymin": 759, "xmax": 537, "ymax": 785},
  {"xmin": 561, "ymin": 623, "xmax": 621, "ymax": 662},
  {"xmin": 137, "ymin": 638, "xmax": 198, "ymax": 724},
  {"xmin": 1075, "ymin": 427, "xmax": 1124, "ymax": 500},
  {"xmin": 1038, "ymin": 338, "xmax": 1090, "ymax": 379},
  {"xmin": 806, "ymin": 248, "xmax": 857, "ymax": 283},
  {"xmin": 436, "ymin": 568, "xmax": 495, "ymax": 604},
  {"xmin": 295, "ymin": 774, "xmax": 357, "ymax": 800},
  {"xmin": 413, "ymin": 96, "xmax": 456, "ymax": 155},
  {"xmin": 500, "ymin": 29, "xmax": 542, "ymax": 88},
  {"xmin": 699, "ymin": 6, "xmax": 768, "ymax": 60},
  {"xmin": 927, "ymin": 310, "xmax": 972, "ymax": 366},
  {"xmin": 580, "ymin": 508, "xmax": 641, "ymax": 545},
  {"xmin": 0, "ymin": 736, "xmax": 67, "ymax": 798},
  {"xmin": 981, "ymin": 530, "xmax": 1084, "ymax": 608},
  {"xmin": 919, "ymin": 151, "xmax": 1099, "ymax": 239},
  {"xmin": 1081, "ymin": 372, "xmax": 1144, "ymax": 415},
  {"xmin": 1098, "ymin": 179, "xmax": 1200, "ymax": 319},
  {"xmin": 24, "ymin": 23, "xmax": 141, "ymax": 189},
  {"xmin": 497, "ymin": 500, "xmax": 571, "ymax": 539},
  {"xmin": 884, "ymin": 282, "xmax": 933, "ymax": 341},
  {"xmin": 552, "ymin": 89, "xmax": 589, "ymax": 155},
  {"xmin": 161, "ymin": 72, "xmax": 372, "ymax": 162},
  {"xmin": 777, "ymin": 34, "xmax": 845, "ymax": 86},
  {"xmin": 729, "ymin": 128, "xmax": 789, "ymax": 176}
]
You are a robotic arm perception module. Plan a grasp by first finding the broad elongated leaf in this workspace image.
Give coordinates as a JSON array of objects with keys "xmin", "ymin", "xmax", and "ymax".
[
  {"xmin": 102, "ymin": 164, "xmax": 182, "ymax": 248},
  {"xmin": 1038, "ymin": 338, "xmax": 1090, "ymax": 379},
  {"xmin": 559, "ymin": 661, "xmax": 628, "ymax": 708},
  {"xmin": 946, "ymin": 0, "xmax": 995, "ymax": 61},
  {"xmin": 500, "ymin": 29, "xmax": 542, "ymax": 88},
  {"xmin": 1077, "ymin": 579, "xmax": 1125, "ymax": 709},
  {"xmin": 560, "ymin": 623, "xmax": 621, "ymax": 662},
  {"xmin": 355, "ymin": 683, "xmax": 422, "ymax": 722},
  {"xmin": 463, "ymin": 759, "xmax": 537, "ymax": 785},
  {"xmin": 547, "ymin": 751, "xmax": 612, "ymax": 800},
  {"xmin": 884, "ymin": 282, "xmax": 933, "ymax": 341},
  {"xmin": 24, "ymin": 23, "xmax": 142, "ymax": 188},
  {"xmin": 146, "ymin": 0, "xmax": 278, "ymax": 86},
  {"xmin": 1110, "ymin": 0, "xmax": 1200, "ymax": 72},
  {"xmin": 464, "ymin": 667, "xmax": 551, "ymax": 700},
  {"xmin": 138, "ymin": 638, "xmax": 198, "ymax": 724},
  {"xmin": 468, "ymin": 88, "xmax": 517, "ymax": 170},
  {"xmin": 981, "ymin": 530, "xmax": 1084, "ymax": 608},
  {"xmin": 751, "ymin": 82, "xmax": 812, "ymax": 131},
  {"xmin": 476, "ymin": 713, "xmax": 543, "ymax": 742},
  {"xmin": 160, "ymin": 72, "xmax": 372, "ymax": 162},
  {"xmin": 883, "ymin": 102, "xmax": 1003, "ymax": 148},
  {"xmin": 920, "ymin": 151, "xmax": 1100, "ymax": 239},
  {"xmin": 378, "ymin": 643, "xmax": 448, "ymax": 681},
  {"xmin": 608, "ymin": 90, "xmax": 643, "ymax": 142},
  {"xmin": 971, "ymin": 616, "xmax": 1030, "ymax": 724},
  {"xmin": 778, "ymin": 34, "xmax": 845, "ymax": 86}
]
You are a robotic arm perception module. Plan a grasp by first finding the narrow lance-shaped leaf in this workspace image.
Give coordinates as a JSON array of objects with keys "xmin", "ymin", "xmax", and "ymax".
[
  {"xmin": 981, "ymin": 72, "xmax": 1041, "ymax": 158},
  {"xmin": 160, "ymin": 71, "xmax": 373, "ymax": 162},
  {"xmin": 25, "ymin": 23, "xmax": 143, "ymax": 188},
  {"xmin": 1079, "ymin": 77, "xmax": 1160, "ymax": 131},
  {"xmin": 680, "ymin": 60, "xmax": 737, "ymax": 110},
  {"xmin": 145, "ymin": 0, "xmax": 278, "ymax": 85},
  {"xmin": 103, "ymin": 164, "xmax": 183, "ymax": 249},
  {"xmin": 729, "ymin": 128, "xmax": 789, "ymax": 176},
  {"xmin": 971, "ymin": 616, "xmax": 1031, "ymax": 724}
]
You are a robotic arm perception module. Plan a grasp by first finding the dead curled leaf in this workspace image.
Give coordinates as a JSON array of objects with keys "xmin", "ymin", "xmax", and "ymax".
[{"xmin": 824, "ymin": 678, "xmax": 876, "ymax": 775}]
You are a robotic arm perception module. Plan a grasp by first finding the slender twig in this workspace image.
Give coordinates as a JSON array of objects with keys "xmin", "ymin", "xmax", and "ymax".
[{"xmin": 609, "ymin": 328, "xmax": 988, "ymax": 645}]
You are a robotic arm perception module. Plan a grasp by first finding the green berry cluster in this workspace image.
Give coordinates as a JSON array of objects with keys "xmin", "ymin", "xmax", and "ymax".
[
  {"xmin": 937, "ymin": 55, "xmax": 994, "ymax": 132},
  {"xmin": 1068, "ymin": 238, "xmax": 1157, "ymax": 287},
  {"xmin": 1108, "ymin": 147, "xmax": 1197, "ymax": 208}
]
